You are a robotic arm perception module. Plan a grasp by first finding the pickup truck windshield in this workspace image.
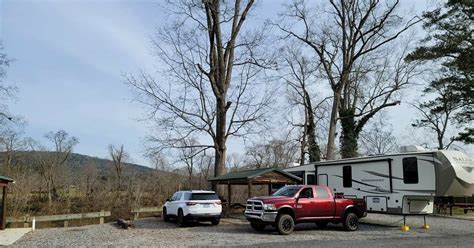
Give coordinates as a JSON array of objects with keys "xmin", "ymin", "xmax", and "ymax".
[{"xmin": 272, "ymin": 186, "xmax": 301, "ymax": 197}]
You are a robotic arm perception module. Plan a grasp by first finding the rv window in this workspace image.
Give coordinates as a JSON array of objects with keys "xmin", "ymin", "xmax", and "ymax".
[
  {"xmin": 306, "ymin": 174, "xmax": 316, "ymax": 185},
  {"xmin": 343, "ymin": 166, "xmax": 352, "ymax": 188},
  {"xmin": 403, "ymin": 157, "xmax": 419, "ymax": 184}
]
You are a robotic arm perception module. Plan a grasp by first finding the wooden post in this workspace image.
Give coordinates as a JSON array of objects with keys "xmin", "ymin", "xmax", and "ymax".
[
  {"xmin": 227, "ymin": 183, "xmax": 231, "ymax": 217},
  {"xmin": 1, "ymin": 186, "xmax": 7, "ymax": 230},
  {"xmin": 268, "ymin": 183, "xmax": 272, "ymax": 195},
  {"xmin": 134, "ymin": 212, "xmax": 139, "ymax": 220},
  {"xmin": 248, "ymin": 180, "xmax": 252, "ymax": 199},
  {"xmin": 23, "ymin": 214, "xmax": 29, "ymax": 228},
  {"xmin": 99, "ymin": 210, "xmax": 104, "ymax": 224},
  {"xmin": 64, "ymin": 220, "xmax": 69, "ymax": 227}
]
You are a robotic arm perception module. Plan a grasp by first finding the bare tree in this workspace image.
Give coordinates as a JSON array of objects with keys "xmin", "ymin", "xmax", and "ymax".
[
  {"xmin": 196, "ymin": 152, "xmax": 214, "ymax": 188},
  {"xmin": 33, "ymin": 130, "xmax": 78, "ymax": 205},
  {"xmin": 126, "ymin": 0, "xmax": 274, "ymax": 192},
  {"xmin": 359, "ymin": 113, "xmax": 398, "ymax": 155},
  {"xmin": 338, "ymin": 43, "xmax": 418, "ymax": 158},
  {"xmin": 281, "ymin": 46, "xmax": 328, "ymax": 164},
  {"xmin": 411, "ymin": 81, "xmax": 464, "ymax": 150},
  {"xmin": 0, "ymin": 43, "xmax": 17, "ymax": 122},
  {"xmin": 278, "ymin": 0, "xmax": 420, "ymax": 159},
  {"xmin": 82, "ymin": 161, "xmax": 98, "ymax": 196},
  {"xmin": 245, "ymin": 135, "xmax": 298, "ymax": 169},
  {"xmin": 0, "ymin": 126, "xmax": 27, "ymax": 175},
  {"xmin": 176, "ymin": 138, "xmax": 202, "ymax": 188},
  {"xmin": 108, "ymin": 144, "xmax": 128, "ymax": 191}
]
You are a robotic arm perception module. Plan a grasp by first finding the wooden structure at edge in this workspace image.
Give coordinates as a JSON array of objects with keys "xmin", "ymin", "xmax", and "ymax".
[
  {"xmin": 209, "ymin": 168, "xmax": 302, "ymax": 216},
  {"xmin": 0, "ymin": 176, "xmax": 14, "ymax": 230}
]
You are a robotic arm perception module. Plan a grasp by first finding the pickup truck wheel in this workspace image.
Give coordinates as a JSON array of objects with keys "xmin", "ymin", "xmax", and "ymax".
[
  {"xmin": 162, "ymin": 208, "xmax": 170, "ymax": 222},
  {"xmin": 177, "ymin": 209, "xmax": 186, "ymax": 227},
  {"xmin": 343, "ymin": 212, "xmax": 359, "ymax": 231},
  {"xmin": 276, "ymin": 214, "xmax": 294, "ymax": 235},
  {"xmin": 315, "ymin": 221, "xmax": 328, "ymax": 228},
  {"xmin": 250, "ymin": 223, "xmax": 266, "ymax": 231}
]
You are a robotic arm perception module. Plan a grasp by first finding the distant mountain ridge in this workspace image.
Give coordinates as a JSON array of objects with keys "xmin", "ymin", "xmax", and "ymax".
[{"xmin": 0, "ymin": 151, "xmax": 160, "ymax": 179}]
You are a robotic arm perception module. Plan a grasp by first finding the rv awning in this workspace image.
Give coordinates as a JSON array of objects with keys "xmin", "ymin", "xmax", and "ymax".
[{"xmin": 209, "ymin": 167, "xmax": 302, "ymax": 185}]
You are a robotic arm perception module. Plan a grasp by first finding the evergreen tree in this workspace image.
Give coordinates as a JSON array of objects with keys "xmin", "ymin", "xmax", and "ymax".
[{"xmin": 406, "ymin": 0, "xmax": 473, "ymax": 143}]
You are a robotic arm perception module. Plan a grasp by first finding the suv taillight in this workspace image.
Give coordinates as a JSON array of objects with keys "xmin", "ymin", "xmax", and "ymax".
[{"xmin": 186, "ymin": 201, "xmax": 198, "ymax": 206}]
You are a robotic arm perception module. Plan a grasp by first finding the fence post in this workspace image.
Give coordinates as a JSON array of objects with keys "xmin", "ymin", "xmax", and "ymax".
[
  {"xmin": 99, "ymin": 210, "xmax": 104, "ymax": 224},
  {"xmin": 134, "ymin": 211, "xmax": 139, "ymax": 220},
  {"xmin": 23, "ymin": 214, "xmax": 29, "ymax": 228},
  {"xmin": 63, "ymin": 220, "xmax": 69, "ymax": 227}
]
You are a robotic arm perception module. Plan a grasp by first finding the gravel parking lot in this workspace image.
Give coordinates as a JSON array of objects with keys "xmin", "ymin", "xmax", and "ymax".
[{"xmin": 10, "ymin": 214, "xmax": 474, "ymax": 247}]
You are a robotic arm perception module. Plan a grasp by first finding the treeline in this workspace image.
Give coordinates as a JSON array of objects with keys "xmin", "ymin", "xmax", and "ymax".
[{"xmin": 0, "ymin": 129, "xmax": 189, "ymax": 218}]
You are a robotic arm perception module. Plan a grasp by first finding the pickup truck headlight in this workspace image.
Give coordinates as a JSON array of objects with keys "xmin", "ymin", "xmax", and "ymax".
[{"xmin": 263, "ymin": 204, "xmax": 277, "ymax": 211}]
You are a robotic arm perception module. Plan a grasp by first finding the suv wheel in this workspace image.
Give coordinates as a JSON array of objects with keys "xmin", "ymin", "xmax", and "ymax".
[
  {"xmin": 276, "ymin": 214, "xmax": 294, "ymax": 235},
  {"xmin": 343, "ymin": 212, "xmax": 359, "ymax": 231},
  {"xmin": 177, "ymin": 209, "xmax": 186, "ymax": 227},
  {"xmin": 162, "ymin": 208, "xmax": 169, "ymax": 222},
  {"xmin": 211, "ymin": 218, "xmax": 220, "ymax": 225},
  {"xmin": 315, "ymin": 221, "xmax": 328, "ymax": 228},
  {"xmin": 250, "ymin": 223, "xmax": 266, "ymax": 231}
]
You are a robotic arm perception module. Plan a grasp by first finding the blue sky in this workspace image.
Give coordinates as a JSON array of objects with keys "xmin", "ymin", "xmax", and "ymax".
[
  {"xmin": 3, "ymin": 0, "xmax": 467, "ymax": 166},
  {"xmin": 1, "ymin": 0, "xmax": 164, "ymax": 164},
  {"xmin": 0, "ymin": 0, "xmax": 289, "ymax": 166}
]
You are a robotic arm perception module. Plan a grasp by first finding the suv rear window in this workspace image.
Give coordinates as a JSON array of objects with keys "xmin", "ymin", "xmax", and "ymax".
[{"xmin": 189, "ymin": 193, "xmax": 219, "ymax": 200}]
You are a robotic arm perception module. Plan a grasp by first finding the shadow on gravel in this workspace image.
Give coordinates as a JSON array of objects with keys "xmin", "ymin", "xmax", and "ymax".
[
  {"xmin": 190, "ymin": 222, "xmax": 352, "ymax": 236},
  {"xmin": 131, "ymin": 217, "xmax": 389, "ymax": 237}
]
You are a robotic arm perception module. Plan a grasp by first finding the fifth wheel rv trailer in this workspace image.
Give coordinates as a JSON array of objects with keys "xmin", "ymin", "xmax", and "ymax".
[{"xmin": 284, "ymin": 146, "xmax": 474, "ymax": 215}]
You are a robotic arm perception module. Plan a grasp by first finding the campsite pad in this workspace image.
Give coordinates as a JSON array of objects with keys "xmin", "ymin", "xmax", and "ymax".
[{"xmin": 0, "ymin": 228, "xmax": 31, "ymax": 246}]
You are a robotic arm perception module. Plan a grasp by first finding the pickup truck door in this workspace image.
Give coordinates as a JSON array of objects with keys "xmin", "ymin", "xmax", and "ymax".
[
  {"xmin": 311, "ymin": 186, "xmax": 336, "ymax": 218},
  {"xmin": 295, "ymin": 187, "xmax": 315, "ymax": 220}
]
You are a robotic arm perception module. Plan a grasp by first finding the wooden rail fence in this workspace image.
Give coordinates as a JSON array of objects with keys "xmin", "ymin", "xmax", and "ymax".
[
  {"xmin": 6, "ymin": 210, "xmax": 110, "ymax": 228},
  {"xmin": 6, "ymin": 207, "xmax": 163, "ymax": 228},
  {"xmin": 131, "ymin": 207, "xmax": 162, "ymax": 220}
]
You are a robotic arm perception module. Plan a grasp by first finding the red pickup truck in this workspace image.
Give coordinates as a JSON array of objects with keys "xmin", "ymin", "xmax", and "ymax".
[{"xmin": 245, "ymin": 185, "xmax": 367, "ymax": 235}]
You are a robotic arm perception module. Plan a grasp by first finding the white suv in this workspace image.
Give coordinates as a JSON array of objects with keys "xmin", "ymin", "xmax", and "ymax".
[{"xmin": 162, "ymin": 190, "xmax": 222, "ymax": 227}]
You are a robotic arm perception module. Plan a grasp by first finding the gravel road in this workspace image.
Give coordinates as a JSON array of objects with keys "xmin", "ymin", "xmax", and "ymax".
[{"xmin": 10, "ymin": 214, "xmax": 474, "ymax": 247}]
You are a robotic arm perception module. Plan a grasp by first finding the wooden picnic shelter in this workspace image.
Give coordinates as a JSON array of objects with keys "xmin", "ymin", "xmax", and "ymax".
[
  {"xmin": 0, "ymin": 176, "xmax": 14, "ymax": 230},
  {"xmin": 209, "ymin": 168, "xmax": 302, "ymax": 215}
]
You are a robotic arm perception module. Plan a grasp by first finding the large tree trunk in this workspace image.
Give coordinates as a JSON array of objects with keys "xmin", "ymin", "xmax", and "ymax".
[
  {"xmin": 339, "ymin": 108, "xmax": 359, "ymax": 158},
  {"xmin": 304, "ymin": 90, "xmax": 320, "ymax": 162},
  {"xmin": 212, "ymin": 98, "xmax": 227, "ymax": 192},
  {"xmin": 326, "ymin": 90, "xmax": 341, "ymax": 160}
]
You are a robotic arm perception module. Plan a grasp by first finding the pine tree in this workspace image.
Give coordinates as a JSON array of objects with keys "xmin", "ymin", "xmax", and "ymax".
[{"xmin": 406, "ymin": 0, "xmax": 473, "ymax": 144}]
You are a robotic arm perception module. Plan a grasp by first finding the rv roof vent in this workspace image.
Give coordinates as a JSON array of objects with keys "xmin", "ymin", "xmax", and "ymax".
[{"xmin": 400, "ymin": 145, "xmax": 426, "ymax": 153}]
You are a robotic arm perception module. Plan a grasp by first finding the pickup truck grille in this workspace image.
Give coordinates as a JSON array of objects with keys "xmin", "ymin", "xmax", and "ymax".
[{"xmin": 246, "ymin": 200, "xmax": 263, "ymax": 211}]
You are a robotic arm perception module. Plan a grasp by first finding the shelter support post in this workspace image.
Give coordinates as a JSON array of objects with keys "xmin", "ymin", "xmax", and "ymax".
[
  {"xmin": 1, "ymin": 186, "xmax": 6, "ymax": 230},
  {"xmin": 268, "ymin": 184, "xmax": 272, "ymax": 195},
  {"xmin": 227, "ymin": 182, "xmax": 231, "ymax": 217},
  {"xmin": 248, "ymin": 180, "xmax": 252, "ymax": 199}
]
